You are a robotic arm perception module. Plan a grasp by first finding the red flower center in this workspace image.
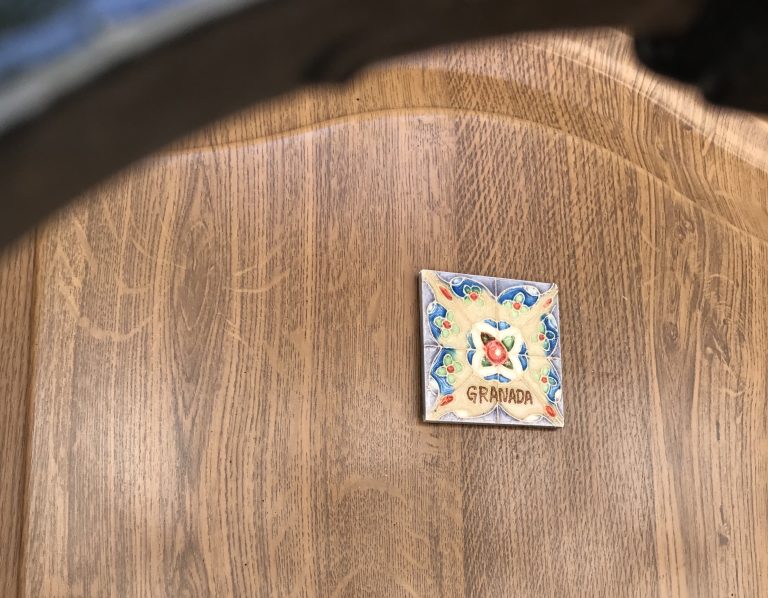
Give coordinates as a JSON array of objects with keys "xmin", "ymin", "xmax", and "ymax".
[
  {"xmin": 539, "ymin": 333, "xmax": 545, "ymax": 341},
  {"xmin": 545, "ymin": 405, "xmax": 556, "ymax": 417},
  {"xmin": 447, "ymin": 365, "xmax": 455, "ymax": 373},
  {"xmin": 541, "ymin": 376, "xmax": 548, "ymax": 383},
  {"xmin": 484, "ymin": 340, "xmax": 508, "ymax": 365},
  {"xmin": 442, "ymin": 320, "xmax": 451, "ymax": 329},
  {"xmin": 513, "ymin": 302, "xmax": 521, "ymax": 309},
  {"xmin": 469, "ymin": 292, "xmax": 478, "ymax": 300}
]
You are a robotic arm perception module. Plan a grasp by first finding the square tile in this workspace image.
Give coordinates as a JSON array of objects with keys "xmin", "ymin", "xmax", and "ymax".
[{"xmin": 420, "ymin": 270, "xmax": 563, "ymax": 427}]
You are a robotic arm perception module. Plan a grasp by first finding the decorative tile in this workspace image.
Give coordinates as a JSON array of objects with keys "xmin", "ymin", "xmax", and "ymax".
[{"xmin": 419, "ymin": 270, "xmax": 563, "ymax": 427}]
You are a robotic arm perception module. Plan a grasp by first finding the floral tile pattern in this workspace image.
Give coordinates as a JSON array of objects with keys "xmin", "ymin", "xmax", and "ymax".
[{"xmin": 420, "ymin": 270, "xmax": 563, "ymax": 427}]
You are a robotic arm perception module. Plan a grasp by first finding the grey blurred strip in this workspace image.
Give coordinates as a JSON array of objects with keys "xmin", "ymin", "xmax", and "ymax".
[{"xmin": 0, "ymin": 0, "xmax": 257, "ymax": 133}]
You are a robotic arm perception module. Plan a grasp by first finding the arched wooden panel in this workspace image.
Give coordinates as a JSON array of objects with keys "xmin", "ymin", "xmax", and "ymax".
[{"xmin": 11, "ymin": 30, "xmax": 768, "ymax": 596}]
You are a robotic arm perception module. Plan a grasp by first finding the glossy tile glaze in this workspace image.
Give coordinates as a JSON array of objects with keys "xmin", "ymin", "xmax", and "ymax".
[{"xmin": 420, "ymin": 270, "xmax": 562, "ymax": 426}]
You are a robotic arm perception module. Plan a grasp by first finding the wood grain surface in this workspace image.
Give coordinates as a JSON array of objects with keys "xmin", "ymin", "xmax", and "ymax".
[
  {"xmin": 0, "ymin": 237, "xmax": 36, "ymax": 598},
  {"xmin": 3, "ymin": 29, "xmax": 768, "ymax": 597},
  {"xmin": 0, "ymin": 0, "xmax": 699, "ymax": 249}
]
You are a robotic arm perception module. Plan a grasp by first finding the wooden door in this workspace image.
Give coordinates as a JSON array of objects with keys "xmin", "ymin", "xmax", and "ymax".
[{"xmin": 2, "ymin": 29, "xmax": 767, "ymax": 597}]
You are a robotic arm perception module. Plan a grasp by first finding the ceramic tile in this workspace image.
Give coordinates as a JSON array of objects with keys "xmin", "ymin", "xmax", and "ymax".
[
  {"xmin": 495, "ymin": 276, "xmax": 561, "ymax": 358},
  {"xmin": 420, "ymin": 270, "xmax": 563, "ymax": 427},
  {"xmin": 495, "ymin": 356, "xmax": 564, "ymax": 426},
  {"xmin": 419, "ymin": 270, "xmax": 496, "ymax": 346}
]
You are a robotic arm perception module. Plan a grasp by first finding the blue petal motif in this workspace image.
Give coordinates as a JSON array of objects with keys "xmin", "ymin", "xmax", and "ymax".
[
  {"xmin": 483, "ymin": 318, "xmax": 498, "ymax": 328},
  {"xmin": 541, "ymin": 313, "xmax": 559, "ymax": 356},
  {"xmin": 545, "ymin": 361, "xmax": 561, "ymax": 403},
  {"xmin": 450, "ymin": 276, "xmax": 493, "ymax": 299},
  {"xmin": 519, "ymin": 353, "xmax": 528, "ymax": 371},
  {"xmin": 497, "ymin": 285, "xmax": 540, "ymax": 307},
  {"xmin": 427, "ymin": 301, "xmax": 447, "ymax": 342},
  {"xmin": 430, "ymin": 348, "xmax": 457, "ymax": 395}
]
